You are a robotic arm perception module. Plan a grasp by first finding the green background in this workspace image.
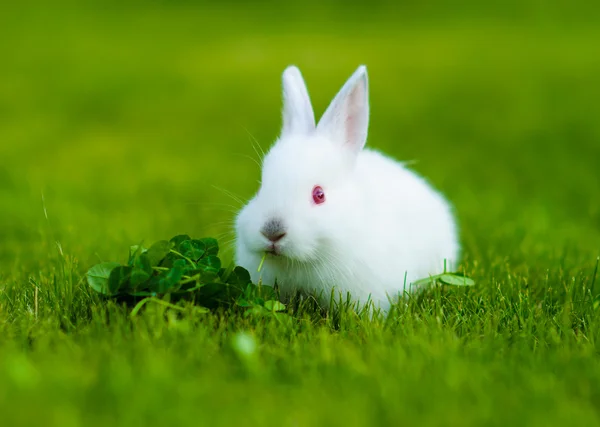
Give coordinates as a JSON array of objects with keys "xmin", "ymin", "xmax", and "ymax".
[{"xmin": 1, "ymin": 1, "xmax": 599, "ymax": 426}]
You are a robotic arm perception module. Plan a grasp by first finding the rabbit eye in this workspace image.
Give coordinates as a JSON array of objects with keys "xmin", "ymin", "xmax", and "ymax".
[{"xmin": 312, "ymin": 186, "xmax": 325, "ymax": 205}]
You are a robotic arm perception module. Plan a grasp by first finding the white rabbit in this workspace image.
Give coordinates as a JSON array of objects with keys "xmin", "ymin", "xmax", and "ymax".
[{"xmin": 235, "ymin": 65, "xmax": 460, "ymax": 312}]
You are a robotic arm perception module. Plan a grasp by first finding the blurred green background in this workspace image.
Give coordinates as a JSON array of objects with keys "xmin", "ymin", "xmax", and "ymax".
[
  {"xmin": 1, "ymin": 0, "xmax": 599, "ymax": 273},
  {"xmin": 1, "ymin": 1, "xmax": 600, "ymax": 426}
]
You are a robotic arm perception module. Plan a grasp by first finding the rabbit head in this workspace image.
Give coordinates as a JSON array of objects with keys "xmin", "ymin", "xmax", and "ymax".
[{"xmin": 235, "ymin": 65, "xmax": 370, "ymax": 269}]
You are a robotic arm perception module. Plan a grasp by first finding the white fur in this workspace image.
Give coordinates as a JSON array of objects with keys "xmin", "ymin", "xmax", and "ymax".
[{"xmin": 235, "ymin": 65, "xmax": 460, "ymax": 312}]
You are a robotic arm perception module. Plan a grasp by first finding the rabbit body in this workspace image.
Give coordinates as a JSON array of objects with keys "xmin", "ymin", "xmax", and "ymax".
[{"xmin": 235, "ymin": 65, "xmax": 460, "ymax": 311}]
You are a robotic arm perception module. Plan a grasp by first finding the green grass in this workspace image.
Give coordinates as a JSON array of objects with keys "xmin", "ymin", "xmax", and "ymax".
[{"xmin": 1, "ymin": 1, "xmax": 600, "ymax": 425}]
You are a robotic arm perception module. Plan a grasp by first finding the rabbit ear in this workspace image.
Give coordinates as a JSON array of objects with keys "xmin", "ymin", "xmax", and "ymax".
[
  {"xmin": 316, "ymin": 65, "xmax": 369, "ymax": 153},
  {"xmin": 281, "ymin": 65, "xmax": 315, "ymax": 136}
]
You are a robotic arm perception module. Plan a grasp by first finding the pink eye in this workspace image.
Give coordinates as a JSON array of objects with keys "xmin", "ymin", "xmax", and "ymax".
[{"xmin": 312, "ymin": 186, "xmax": 325, "ymax": 205}]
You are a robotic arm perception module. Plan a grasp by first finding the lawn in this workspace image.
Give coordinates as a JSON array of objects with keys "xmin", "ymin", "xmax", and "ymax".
[{"xmin": 1, "ymin": 1, "xmax": 600, "ymax": 426}]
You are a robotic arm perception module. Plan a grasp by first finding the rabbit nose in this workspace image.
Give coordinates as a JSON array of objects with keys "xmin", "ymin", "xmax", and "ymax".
[
  {"xmin": 261, "ymin": 218, "xmax": 286, "ymax": 242},
  {"xmin": 263, "ymin": 231, "xmax": 286, "ymax": 243}
]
